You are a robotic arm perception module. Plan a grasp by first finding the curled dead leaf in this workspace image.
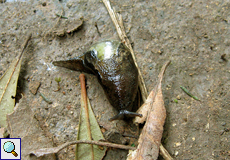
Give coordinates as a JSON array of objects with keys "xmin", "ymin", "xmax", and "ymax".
[{"xmin": 128, "ymin": 61, "xmax": 170, "ymax": 160}]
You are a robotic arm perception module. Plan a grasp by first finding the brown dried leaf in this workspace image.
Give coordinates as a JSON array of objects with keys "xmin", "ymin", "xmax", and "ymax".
[
  {"xmin": 131, "ymin": 88, "xmax": 165, "ymax": 160},
  {"xmin": 54, "ymin": 18, "xmax": 83, "ymax": 37},
  {"xmin": 134, "ymin": 61, "xmax": 171, "ymax": 124},
  {"xmin": 128, "ymin": 61, "xmax": 170, "ymax": 160},
  {"xmin": 134, "ymin": 90, "xmax": 155, "ymax": 124}
]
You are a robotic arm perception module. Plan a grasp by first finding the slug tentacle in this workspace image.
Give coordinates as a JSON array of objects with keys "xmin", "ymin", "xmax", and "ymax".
[{"xmin": 109, "ymin": 110, "xmax": 143, "ymax": 121}]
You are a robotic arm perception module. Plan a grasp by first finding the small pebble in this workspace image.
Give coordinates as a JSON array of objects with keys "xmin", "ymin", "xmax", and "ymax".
[
  {"xmin": 67, "ymin": 2, "xmax": 73, "ymax": 8},
  {"xmin": 174, "ymin": 151, "xmax": 179, "ymax": 156},
  {"xmin": 175, "ymin": 142, "xmax": 181, "ymax": 147},
  {"xmin": 42, "ymin": 2, "xmax": 46, "ymax": 6},
  {"xmin": 176, "ymin": 95, "xmax": 181, "ymax": 100},
  {"xmin": 29, "ymin": 80, "xmax": 41, "ymax": 95},
  {"xmin": 221, "ymin": 122, "xmax": 226, "ymax": 126}
]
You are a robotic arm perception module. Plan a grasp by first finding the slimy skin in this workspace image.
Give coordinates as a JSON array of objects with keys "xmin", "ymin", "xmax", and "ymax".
[{"xmin": 53, "ymin": 40, "xmax": 142, "ymax": 120}]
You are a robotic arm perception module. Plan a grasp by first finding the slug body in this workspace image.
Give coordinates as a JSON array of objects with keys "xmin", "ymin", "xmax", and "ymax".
[{"xmin": 53, "ymin": 40, "xmax": 142, "ymax": 120}]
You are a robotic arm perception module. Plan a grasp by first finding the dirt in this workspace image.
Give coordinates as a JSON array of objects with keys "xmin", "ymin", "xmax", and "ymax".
[{"xmin": 0, "ymin": 0, "xmax": 229, "ymax": 160}]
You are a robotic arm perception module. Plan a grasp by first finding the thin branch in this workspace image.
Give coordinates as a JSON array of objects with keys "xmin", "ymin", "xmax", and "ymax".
[
  {"xmin": 30, "ymin": 140, "xmax": 136, "ymax": 157},
  {"xmin": 79, "ymin": 74, "xmax": 94, "ymax": 160},
  {"xmin": 160, "ymin": 145, "xmax": 174, "ymax": 160},
  {"xmin": 102, "ymin": 0, "xmax": 148, "ymax": 101}
]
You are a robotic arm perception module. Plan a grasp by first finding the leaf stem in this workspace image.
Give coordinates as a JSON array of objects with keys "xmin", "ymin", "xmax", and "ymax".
[
  {"xmin": 55, "ymin": 13, "xmax": 68, "ymax": 19},
  {"xmin": 79, "ymin": 74, "xmax": 94, "ymax": 160}
]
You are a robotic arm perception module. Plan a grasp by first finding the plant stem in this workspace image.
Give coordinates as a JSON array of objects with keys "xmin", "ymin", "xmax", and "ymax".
[{"xmin": 79, "ymin": 74, "xmax": 94, "ymax": 160}]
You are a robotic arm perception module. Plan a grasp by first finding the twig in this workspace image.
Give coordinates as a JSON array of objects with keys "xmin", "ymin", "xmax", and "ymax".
[
  {"xmin": 0, "ymin": 33, "xmax": 32, "ymax": 102},
  {"xmin": 79, "ymin": 74, "xmax": 94, "ymax": 160},
  {"xmin": 102, "ymin": 1, "xmax": 173, "ymax": 159},
  {"xmin": 160, "ymin": 145, "xmax": 174, "ymax": 160},
  {"xmin": 180, "ymin": 86, "xmax": 200, "ymax": 101},
  {"xmin": 39, "ymin": 92, "xmax": 53, "ymax": 104},
  {"xmin": 94, "ymin": 22, "xmax": 101, "ymax": 37},
  {"xmin": 30, "ymin": 140, "xmax": 136, "ymax": 157},
  {"xmin": 55, "ymin": 13, "xmax": 68, "ymax": 19},
  {"xmin": 102, "ymin": 0, "xmax": 148, "ymax": 101}
]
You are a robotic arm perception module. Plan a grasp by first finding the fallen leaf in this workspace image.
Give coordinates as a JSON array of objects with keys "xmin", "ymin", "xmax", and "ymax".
[
  {"xmin": 128, "ymin": 61, "xmax": 170, "ymax": 160},
  {"xmin": 0, "ymin": 34, "xmax": 31, "ymax": 128},
  {"xmin": 53, "ymin": 18, "xmax": 83, "ymax": 36},
  {"xmin": 66, "ymin": 19, "xmax": 84, "ymax": 33},
  {"xmin": 134, "ymin": 61, "xmax": 170, "ymax": 124},
  {"xmin": 76, "ymin": 74, "xmax": 107, "ymax": 160},
  {"xmin": 134, "ymin": 90, "xmax": 155, "ymax": 124},
  {"xmin": 128, "ymin": 88, "xmax": 165, "ymax": 160},
  {"xmin": 0, "ymin": 127, "xmax": 8, "ymax": 138},
  {"xmin": 0, "ymin": 58, "xmax": 23, "ymax": 128},
  {"xmin": 7, "ymin": 97, "xmax": 55, "ymax": 160}
]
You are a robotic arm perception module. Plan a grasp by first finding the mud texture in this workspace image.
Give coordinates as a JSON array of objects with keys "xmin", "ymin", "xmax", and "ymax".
[{"xmin": 0, "ymin": 0, "xmax": 229, "ymax": 159}]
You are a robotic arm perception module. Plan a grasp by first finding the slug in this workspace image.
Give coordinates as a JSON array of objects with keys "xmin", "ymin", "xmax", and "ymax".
[{"xmin": 53, "ymin": 40, "xmax": 142, "ymax": 121}]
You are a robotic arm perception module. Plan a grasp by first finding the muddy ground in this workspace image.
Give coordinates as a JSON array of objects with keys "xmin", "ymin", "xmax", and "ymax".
[{"xmin": 0, "ymin": 0, "xmax": 229, "ymax": 159}]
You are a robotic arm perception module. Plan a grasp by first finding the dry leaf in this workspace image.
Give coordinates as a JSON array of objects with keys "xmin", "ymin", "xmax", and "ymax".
[
  {"xmin": 128, "ymin": 88, "xmax": 165, "ymax": 160},
  {"xmin": 0, "ymin": 34, "xmax": 31, "ymax": 128},
  {"xmin": 54, "ymin": 18, "xmax": 83, "ymax": 36},
  {"xmin": 128, "ymin": 61, "xmax": 170, "ymax": 160},
  {"xmin": 134, "ymin": 61, "xmax": 170, "ymax": 124},
  {"xmin": 134, "ymin": 90, "xmax": 155, "ymax": 124},
  {"xmin": 76, "ymin": 97, "xmax": 107, "ymax": 160},
  {"xmin": 0, "ymin": 128, "xmax": 8, "ymax": 138},
  {"xmin": 0, "ymin": 58, "xmax": 22, "ymax": 127}
]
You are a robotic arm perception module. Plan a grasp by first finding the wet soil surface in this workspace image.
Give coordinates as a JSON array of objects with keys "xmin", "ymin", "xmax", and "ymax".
[{"xmin": 0, "ymin": 0, "xmax": 229, "ymax": 159}]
